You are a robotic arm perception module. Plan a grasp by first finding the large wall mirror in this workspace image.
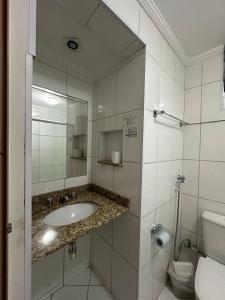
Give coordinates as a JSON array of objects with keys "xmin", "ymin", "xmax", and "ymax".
[{"xmin": 32, "ymin": 86, "xmax": 88, "ymax": 183}]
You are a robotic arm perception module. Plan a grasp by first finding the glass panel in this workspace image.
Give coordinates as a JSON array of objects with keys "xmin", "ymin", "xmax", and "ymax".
[{"xmin": 32, "ymin": 87, "xmax": 88, "ymax": 184}]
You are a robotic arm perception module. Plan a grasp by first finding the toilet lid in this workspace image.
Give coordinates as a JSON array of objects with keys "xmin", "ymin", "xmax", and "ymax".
[{"xmin": 195, "ymin": 257, "xmax": 225, "ymax": 300}]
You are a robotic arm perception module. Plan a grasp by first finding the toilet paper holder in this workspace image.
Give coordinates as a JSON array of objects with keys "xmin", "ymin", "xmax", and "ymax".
[
  {"xmin": 151, "ymin": 223, "xmax": 172, "ymax": 248},
  {"xmin": 152, "ymin": 223, "xmax": 162, "ymax": 234}
]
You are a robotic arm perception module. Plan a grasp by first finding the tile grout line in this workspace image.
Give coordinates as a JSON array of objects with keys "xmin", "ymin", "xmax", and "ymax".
[{"xmin": 85, "ymin": 268, "xmax": 92, "ymax": 300}]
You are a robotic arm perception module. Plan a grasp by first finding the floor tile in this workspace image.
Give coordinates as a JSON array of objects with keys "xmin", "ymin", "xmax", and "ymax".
[
  {"xmin": 158, "ymin": 287, "xmax": 178, "ymax": 300},
  {"xmin": 88, "ymin": 286, "xmax": 113, "ymax": 300},
  {"xmin": 66, "ymin": 268, "xmax": 91, "ymax": 286},
  {"xmin": 52, "ymin": 286, "xmax": 88, "ymax": 300},
  {"xmin": 90, "ymin": 270, "xmax": 103, "ymax": 286}
]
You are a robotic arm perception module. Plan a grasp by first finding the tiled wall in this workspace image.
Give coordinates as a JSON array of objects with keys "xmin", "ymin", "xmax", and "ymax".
[
  {"xmin": 91, "ymin": 51, "xmax": 145, "ymax": 300},
  {"xmin": 91, "ymin": 2, "xmax": 186, "ymax": 300},
  {"xmin": 32, "ymin": 59, "xmax": 93, "ymax": 195},
  {"xmin": 32, "ymin": 235, "xmax": 90, "ymax": 300},
  {"xmin": 32, "ymin": 106, "xmax": 67, "ymax": 183},
  {"xmin": 181, "ymin": 52, "xmax": 224, "ymax": 253},
  {"xmin": 140, "ymin": 24, "xmax": 185, "ymax": 300}
]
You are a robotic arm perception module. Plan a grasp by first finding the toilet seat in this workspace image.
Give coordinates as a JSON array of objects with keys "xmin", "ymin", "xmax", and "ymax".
[{"xmin": 195, "ymin": 256, "xmax": 225, "ymax": 300}]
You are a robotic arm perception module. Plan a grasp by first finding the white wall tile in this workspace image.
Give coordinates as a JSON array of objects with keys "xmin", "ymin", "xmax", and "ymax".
[
  {"xmin": 96, "ymin": 221, "xmax": 113, "ymax": 245},
  {"xmin": 93, "ymin": 233, "xmax": 112, "ymax": 288},
  {"xmin": 96, "ymin": 163, "xmax": 114, "ymax": 192},
  {"xmin": 144, "ymin": 54, "xmax": 160, "ymax": 110},
  {"xmin": 184, "ymin": 87, "xmax": 201, "ymax": 124},
  {"xmin": 157, "ymin": 122, "xmax": 173, "ymax": 162},
  {"xmin": 116, "ymin": 53, "xmax": 145, "ymax": 114},
  {"xmin": 113, "ymin": 213, "xmax": 140, "ymax": 269},
  {"xmin": 114, "ymin": 162, "xmax": 141, "ymax": 216},
  {"xmin": 183, "ymin": 124, "xmax": 200, "ymax": 160},
  {"xmin": 155, "ymin": 201, "xmax": 172, "ymax": 234},
  {"xmin": 112, "ymin": 250, "xmax": 137, "ymax": 300},
  {"xmin": 185, "ymin": 63, "xmax": 202, "ymax": 89},
  {"xmin": 159, "ymin": 69, "xmax": 175, "ymax": 116},
  {"xmin": 182, "ymin": 160, "xmax": 199, "ymax": 196},
  {"xmin": 64, "ymin": 235, "xmax": 90, "ymax": 283},
  {"xmin": 172, "ymin": 127, "xmax": 183, "ymax": 160},
  {"xmin": 67, "ymin": 75, "xmax": 93, "ymax": 102},
  {"xmin": 201, "ymin": 81, "xmax": 224, "ymax": 122},
  {"xmin": 202, "ymin": 54, "xmax": 223, "ymax": 84},
  {"xmin": 140, "ymin": 8, "xmax": 162, "ymax": 63},
  {"xmin": 160, "ymin": 39, "xmax": 175, "ymax": 78},
  {"xmin": 32, "ymin": 248, "xmax": 64, "ymax": 299},
  {"xmin": 199, "ymin": 161, "xmax": 225, "ymax": 203},
  {"xmin": 159, "ymin": 70, "xmax": 184, "ymax": 120},
  {"xmin": 116, "ymin": 109, "xmax": 143, "ymax": 163},
  {"xmin": 139, "ymin": 211, "xmax": 155, "ymax": 268},
  {"xmin": 32, "ymin": 179, "xmax": 64, "ymax": 196},
  {"xmin": 153, "ymin": 245, "xmax": 171, "ymax": 299},
  {"xmin": 102, "ymin": 0, "xmax": 140, "ymax": 35},
  {"xmin": 141, "ymin": 163, "xmax": 157, "ymax": 216},
  {"xmin": 181, "ymin": 194, "xmax": 198, "ymax": 232},
  {"xmin": 201, "ymin": 121, "xmax": 225, "ymax": 162},
  {"xmin": 33, "ymin": 60, "xmax": 66, "ymax": 94},
  {"xmin": 175, "ymin": 57, "xmax": 185, "ymax": 88},
  {"xmin": 139, "ymin": 261, "xmax": 153, "ymax": 300},
  {"xmin": 156, "ymin": 161, "xmax": 173, "ymax": 208},
  {"xmin": 96, "ymin": 73, "xmax": 116, "ymax": 119},
  {"xmin": 142, "ymin": 109, "xmax": 158, "ymax": 163}
]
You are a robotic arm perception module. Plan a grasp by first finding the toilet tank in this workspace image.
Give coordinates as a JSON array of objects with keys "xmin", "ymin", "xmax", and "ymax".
[{"xmin": 202, "ymin": 211, "xmax": 225, "ymax": 264}]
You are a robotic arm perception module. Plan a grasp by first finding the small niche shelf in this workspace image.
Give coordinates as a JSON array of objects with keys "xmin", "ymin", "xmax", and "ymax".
[
  {"xmin": 98, "ymin": 129, "xmax": 123, "ymax": 167},
  {"xmin": 97, "ymin": 160, "xmax": 123, "ymax": 167},
  {"xmin": 70, "ymin": 157, "xmax": 87, "ymax": 161}
]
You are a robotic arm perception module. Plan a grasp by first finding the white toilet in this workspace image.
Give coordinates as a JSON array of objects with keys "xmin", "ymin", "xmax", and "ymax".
[{"xmin": 195, "ymin": 211, "xmax": 225, "ymax": 300}]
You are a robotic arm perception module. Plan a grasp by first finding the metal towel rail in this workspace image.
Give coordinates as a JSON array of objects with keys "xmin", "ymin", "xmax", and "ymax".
[{"xmin": 153, "ymin": 110, "xmax": 189, "ymax": 127}]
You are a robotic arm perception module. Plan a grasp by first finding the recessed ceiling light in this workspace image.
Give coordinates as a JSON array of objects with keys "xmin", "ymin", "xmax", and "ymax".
[{"xmin": 63, "ymin": 37, "xmax": 80, "ymax": 52}]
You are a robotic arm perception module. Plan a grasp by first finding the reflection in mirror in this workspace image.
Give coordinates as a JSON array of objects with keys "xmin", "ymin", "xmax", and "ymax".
[
  {"xmin": 67, "ymin": 97, "xmax": 87, "ymax": 177},
  {"xmin": 32, "ymin": 86, "xmax": 88, "ymax": 183}
]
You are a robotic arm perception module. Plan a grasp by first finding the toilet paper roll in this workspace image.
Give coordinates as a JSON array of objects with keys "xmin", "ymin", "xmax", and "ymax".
[
  {"xmin": 112, "ymin": 151, "xmax": 122, "ymax": 164},
  {"xmin": 153, "ymin": 225, "xmax": 171, "ymax": 248}
]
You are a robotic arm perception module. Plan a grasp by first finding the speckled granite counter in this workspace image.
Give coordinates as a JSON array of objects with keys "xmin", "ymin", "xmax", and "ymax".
[{"xmin": 32, "ymin": 184, "xmax": 129, "ymax": 264}]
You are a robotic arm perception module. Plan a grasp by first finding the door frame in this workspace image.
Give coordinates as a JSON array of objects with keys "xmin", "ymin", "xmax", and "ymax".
[{"xmin": 0, "ymin": 0, "xmax": 7, "ymax": 299}]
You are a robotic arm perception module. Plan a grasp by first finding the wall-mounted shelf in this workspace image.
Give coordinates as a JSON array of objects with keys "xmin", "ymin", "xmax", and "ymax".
[
  {"xmin": 153, "ymin": 110, "xmax": 189, "ymax": 127},
  {"xmin": 97, "ymin": 160, "xmax": 123, "ymax": 167},
  {"xmin": 70, "ymin": 157, "xmax": 87, "ymax": 161}
]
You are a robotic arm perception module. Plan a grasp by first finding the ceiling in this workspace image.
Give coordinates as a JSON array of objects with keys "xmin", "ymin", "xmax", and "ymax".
[
  {"xmin": 36, "ymin": 0, "xmax": 143, "ymax": 81},
  {"xmin": 154, "ymin": 0, "xmax": 225, "ymax": 57}
]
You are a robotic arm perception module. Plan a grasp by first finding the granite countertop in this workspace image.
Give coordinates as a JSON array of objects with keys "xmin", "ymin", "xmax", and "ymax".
[{"xmin": 32, "ymin": 185, "xmax": 129, "ymax": 264}]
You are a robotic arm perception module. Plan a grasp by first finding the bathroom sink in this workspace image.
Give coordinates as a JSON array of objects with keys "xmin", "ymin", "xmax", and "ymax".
[{"xmin": 43, "ymin": 203, "xmax": 98, "ymax": 226}]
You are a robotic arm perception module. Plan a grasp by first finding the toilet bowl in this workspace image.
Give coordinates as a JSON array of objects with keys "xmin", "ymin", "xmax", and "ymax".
[
  {"xmin": 195, "ymin": 211, "xmax": 225, "ymax": 300},
  {"xmin": 195, "ymin": 257, "xmax": 225, "ymax": 300}
]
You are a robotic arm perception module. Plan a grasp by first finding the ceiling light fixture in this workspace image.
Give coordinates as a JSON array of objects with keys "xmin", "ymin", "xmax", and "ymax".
[
  {"xmin": 45, "ymin": 95, "xmax": 60, "ymax": 106},
  {"xmin": 63, "ymin": 37, "xmax": 80, "ymax": 52}
]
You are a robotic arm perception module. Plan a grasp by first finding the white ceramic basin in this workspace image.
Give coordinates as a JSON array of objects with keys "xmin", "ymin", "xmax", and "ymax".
[{"xmin": 43, "ymin": 203, "xmax": 98, "ymax": 226}]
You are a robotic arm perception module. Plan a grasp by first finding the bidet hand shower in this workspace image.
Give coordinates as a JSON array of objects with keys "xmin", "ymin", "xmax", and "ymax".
[{"xmin": 174, "ymin": 175, "xmax": 185, "ymax": 260}]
